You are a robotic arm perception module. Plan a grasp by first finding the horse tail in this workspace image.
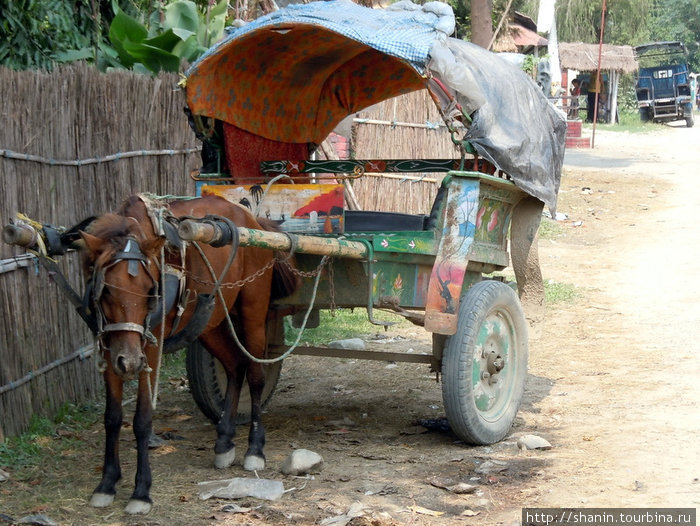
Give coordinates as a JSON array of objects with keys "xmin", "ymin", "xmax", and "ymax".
[{"xmin": 256, "ymin": 217, "xmax": 300, "ymax": 300}]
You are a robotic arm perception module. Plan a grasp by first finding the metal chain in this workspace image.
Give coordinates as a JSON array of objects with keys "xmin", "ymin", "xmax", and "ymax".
[
  {"xmin": 184, "ymin": 252, "xmax": 328, "ymax": 289},
  {"xmin": 327, "ymin": 258, "xmax": 336, "ymax": 316},
  {"xmin": 186, "ymin": 257, "xmax": 275, "ymax": 289}
]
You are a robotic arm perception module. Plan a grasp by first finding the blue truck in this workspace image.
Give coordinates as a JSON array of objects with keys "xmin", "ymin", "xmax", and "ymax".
[{"xmin": 635, "ymin": 41, "xmax": 694, "ymax": 127}]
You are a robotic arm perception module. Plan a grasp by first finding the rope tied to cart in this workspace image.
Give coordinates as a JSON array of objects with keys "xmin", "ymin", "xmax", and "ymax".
[{"xmin": 192, "ymin": 239, "xmax": 333, "ymax": 364}]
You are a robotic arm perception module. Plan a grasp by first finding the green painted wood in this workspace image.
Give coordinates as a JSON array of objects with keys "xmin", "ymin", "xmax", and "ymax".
[
  {"xmin": 266, "ymin": 170, "xmax": 526, "ymax": 327},
  {"xmin": 260, "ymin": 159, "xmax": 465, "ymax": 174}
]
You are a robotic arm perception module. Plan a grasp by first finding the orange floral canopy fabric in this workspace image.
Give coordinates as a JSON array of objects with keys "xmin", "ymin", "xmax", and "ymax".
[{"xmin": 185, "ymin": 23, "xmax": 427, "ymax": 145}]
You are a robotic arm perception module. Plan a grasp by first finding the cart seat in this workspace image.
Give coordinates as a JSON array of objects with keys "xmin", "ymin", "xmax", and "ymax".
[{"xmin": 344, "ymin": 210, "xmax": 427, "ymax": 232}]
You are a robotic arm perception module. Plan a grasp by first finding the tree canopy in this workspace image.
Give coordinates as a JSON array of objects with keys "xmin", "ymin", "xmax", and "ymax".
[
  {"xmin": 1, "ymin": 0, "xmax": 700, "ymax": 73},
  {"xmin": 555, "ymin": 0, "xmax": 700, "ymax": 71}
]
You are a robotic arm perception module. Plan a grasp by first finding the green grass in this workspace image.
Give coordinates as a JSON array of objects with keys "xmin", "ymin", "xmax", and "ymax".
[
  {"xmin": 544, "ymin": 279, "xmax": 580, "ymax": 305},
  {"xmin": 0, "ymin": 353, "xmax": 187, "ymax": 472},
  {"xmin": 581, "ymin": 109, "xmax": 664, "ymax": 133},
  {"xmin": 0, "ymin": 401, "xmax": 101, "ymax": 471},
  {"xmin": 489, "ymin": 273, "xmax": 581, "ymax": 306},
  {"xmin": 538, "ymin": 217, "xmax": 564, "ymax": 240},
  {"xmin": 285, "ymin": 308, "xmax": 411, "ymax": 346},
  {"xmin": 160, "ymin": 350, "xmax": 187, "ymax": 379},
  {"xmin": 286, "ymin": 278, "xmax": 581, "ymax": 347}
]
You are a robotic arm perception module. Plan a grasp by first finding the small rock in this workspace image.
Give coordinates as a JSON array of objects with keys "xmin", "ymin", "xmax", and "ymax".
[
  {"xmin": 320, "ymin": 501, "xmax": 366, "ymax": 526},
  {"xmin": 221, "ymin": 503, "xmax": 252, "ymax": 513},
  {"xmin": 428, "ymin": 477, "xmax": 477, "ymax": 494},
  {"xmin": 327, "ymin": 338, "xmax": 365, "ymax": 350},
  {"xmin": 517, "ymin": 435, "xmax": 552, "ymax": 450},
  {"xmin": 281, "ymin": 449, "xmax": 324, "ymax": 476},
  {"xmin": 198, "ymin": 477, "xmax": 284, "ymax": 501},
  {"xmin": 17, "ymin": 515, "xmax": 58, "ymax": 526},
  {"xmin": 475, "ymin": 460, "xmax": 508, "ymax": 475},
  {"xmin": 447, "ymin": 482, "xmax": 478, "ymax": 494},
  {"xmin": 0, "ymin": 468, "xmax": 9, "ymax": 482}
]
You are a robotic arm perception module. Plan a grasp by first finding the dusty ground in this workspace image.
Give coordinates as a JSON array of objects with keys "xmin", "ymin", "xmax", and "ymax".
[{"xmin": 2, "ymin": 122, "xmax": 699, "ymax": 525}]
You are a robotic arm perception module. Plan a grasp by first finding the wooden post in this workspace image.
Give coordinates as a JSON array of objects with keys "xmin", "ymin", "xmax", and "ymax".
[{"xmin": 609, "ymin": 70, "xmax": 619, "ymax": 124}]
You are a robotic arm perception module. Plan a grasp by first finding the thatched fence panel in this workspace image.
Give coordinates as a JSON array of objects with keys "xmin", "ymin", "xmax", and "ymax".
[
  {"xmin": 351, "ymin": 89, "xmax": 460, "ymax": 214},
  {"xmin": 0, "ymin": 65, "xmax": 199, "ymax": 439}
]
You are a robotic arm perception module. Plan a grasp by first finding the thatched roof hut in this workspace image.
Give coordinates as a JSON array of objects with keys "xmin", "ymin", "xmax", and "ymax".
[
  {"xmin": 492, "ymin": 12, "xmax": 549, "ymax": 54},
  {"xmin": 559, "ymin": 42, "xmax": 638, "ymax": 73},
  {"xmin": 559, "ymin": 42, "xmax": 638, "ymax": 124}
]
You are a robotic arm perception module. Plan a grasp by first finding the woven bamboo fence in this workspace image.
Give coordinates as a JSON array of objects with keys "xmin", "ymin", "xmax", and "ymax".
[
  {"xmin": 351, "ymin": 89, "xmax": 460, "ymax": 214},
  {"xmin": 0, "ymin": 67, "xmax": 455, "ymax": 439},
  {"xmin": 0, "ymin": 64, "xmax": 199, "ymax": 438}
]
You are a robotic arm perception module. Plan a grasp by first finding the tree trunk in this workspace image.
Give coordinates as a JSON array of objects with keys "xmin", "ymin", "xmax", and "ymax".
[{"xmin": 470, "ymin": 0, "xmax": 493, "ymax": 49}]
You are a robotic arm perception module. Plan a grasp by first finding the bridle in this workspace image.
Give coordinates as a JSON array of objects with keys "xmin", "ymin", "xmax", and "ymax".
[{"xmin": 88, "ymin": 237, "xmax": 159, "ymax": 347}]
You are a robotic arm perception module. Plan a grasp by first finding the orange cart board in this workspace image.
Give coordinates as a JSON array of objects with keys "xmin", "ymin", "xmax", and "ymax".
[{"xmin": 202, "ymin": 184, "xmax": 345, "ymax": 233}]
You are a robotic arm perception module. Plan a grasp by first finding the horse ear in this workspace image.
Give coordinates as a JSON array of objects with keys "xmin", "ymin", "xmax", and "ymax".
[{"xmin": 79, "ymin": 231, "xmax": 102, "ymax": 254}]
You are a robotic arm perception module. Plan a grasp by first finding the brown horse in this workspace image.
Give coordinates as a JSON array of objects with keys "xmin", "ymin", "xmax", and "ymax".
[{"xmin": 80, "ymin": 194, "xmax": 295, "ymax": 514}]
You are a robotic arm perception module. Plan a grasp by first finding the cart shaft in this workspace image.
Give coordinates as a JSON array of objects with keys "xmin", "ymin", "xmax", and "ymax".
[{"xmin": 178, "ymin": 219, "xmax": 369, "ymax": 259}]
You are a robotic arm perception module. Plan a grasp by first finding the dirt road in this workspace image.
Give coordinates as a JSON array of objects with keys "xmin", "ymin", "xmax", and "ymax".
[
  {"xmin": 2, "ymin": 123, "xmax": 699, "ymax": 525},
  {"xmin": 529, "ymin": 123, "xmax": 700, "ymax": 513}
]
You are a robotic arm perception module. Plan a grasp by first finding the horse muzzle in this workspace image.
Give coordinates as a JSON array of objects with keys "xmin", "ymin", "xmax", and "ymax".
[{"xmin": 102, "ymin": 322, "xmax": 148, "ymax": 378}]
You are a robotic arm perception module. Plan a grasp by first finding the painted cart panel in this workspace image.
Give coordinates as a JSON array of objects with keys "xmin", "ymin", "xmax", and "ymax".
[{"xmin": 201, "ymin": 170, "xmax": 524, "ymax": 332}]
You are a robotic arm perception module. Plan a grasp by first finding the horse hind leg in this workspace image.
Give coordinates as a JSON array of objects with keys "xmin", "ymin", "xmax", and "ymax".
[
  {"xmin": 235, "ymin": 301, "xmax": 269, "ymax": 471},
  {"xmin": 200, "ymin": 327, "xmax": 245, "ymax": 469},
  {"xmin": 214, "ymin": 364, "xmax": 246, "ymax": 469},
  {"xmin": 243, "ymin": 360, "xmax": 266, "ymax": 471}
]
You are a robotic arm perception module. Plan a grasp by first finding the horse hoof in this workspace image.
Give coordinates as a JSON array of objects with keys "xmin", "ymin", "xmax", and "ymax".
[
  {"xmin": 214, "ymin": 447, "xmax": 236, "ymax": 469},
  {"xmin": 243, "ymin": 455, "xmax": 265, "ymax": 471},
  {"xmin": 89, "ymin": 492, "xmax": 114, "ymax": 508},
  {"xmin": 125, "ymin": 499, "xmax": 152, "ymax": 515}
]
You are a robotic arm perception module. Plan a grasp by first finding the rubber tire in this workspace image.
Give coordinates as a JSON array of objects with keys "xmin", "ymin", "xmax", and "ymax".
[
  {"xmin": 186, "ymin": 339, "xmax": 283, "ymax": 424},
  {"xmin": 686, "ymin": 113, "xmax": 694, "ymax": 128},
  {"xmin": 441, "ymin": 280, "xmax": 528, "ymax": 445},
  {"xmin": 639, "ymin": 108, "xmax": 650, "ymax": 123}
]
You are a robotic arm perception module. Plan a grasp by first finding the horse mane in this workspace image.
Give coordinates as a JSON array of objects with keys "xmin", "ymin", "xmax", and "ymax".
[
  {"xmin": 83, "ymin": 195, "xmax": 155, "ymax": 267},
  {"xmin": 89, "ymin": 195, "xmax": 147, "ymax": 245},
  {"xmin": 82, "ymin": 214, "xmax": 133, "ymax": 267}
]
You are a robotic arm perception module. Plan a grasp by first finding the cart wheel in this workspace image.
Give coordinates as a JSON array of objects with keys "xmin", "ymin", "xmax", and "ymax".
[
  {"xmin": 186, "ymin": 339, "xmax": 283, "ymax": 424},
  {"xmin": 441, "ymin": 280, "xmax": 528, "ymax": 445}
]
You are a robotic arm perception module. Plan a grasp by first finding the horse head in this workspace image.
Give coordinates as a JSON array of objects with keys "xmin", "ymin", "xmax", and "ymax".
[{"xmin": 80, "ymin": 208, "xmax": 165, "ymax": 379}]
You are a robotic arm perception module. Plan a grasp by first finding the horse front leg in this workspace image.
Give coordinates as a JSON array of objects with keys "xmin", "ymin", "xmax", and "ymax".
[
  {"xmin": 124, "ymin": 366, "xmax": 155, "ymax": 514},
  {"xmin": 90, "ymin": 368, "xmax": 123, "ymax": 508},
  {"xmin": 243, "ymin": 360, "xmax": 266, "ymax": 471}
]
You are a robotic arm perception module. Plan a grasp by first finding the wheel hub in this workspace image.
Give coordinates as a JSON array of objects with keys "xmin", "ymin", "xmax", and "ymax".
[
  {"xmin": 486, "ymin": 351, "xmax": 505, "ymax": 375},
  {"xmin": 472, "ymin": 313, "xmax": 516, "ymax": 415}
]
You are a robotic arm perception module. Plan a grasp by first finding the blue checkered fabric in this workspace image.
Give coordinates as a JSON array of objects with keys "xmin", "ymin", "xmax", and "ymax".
[{"xmin": 190, "ymin": 0, "xmax": 448, "ymax": 75}]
